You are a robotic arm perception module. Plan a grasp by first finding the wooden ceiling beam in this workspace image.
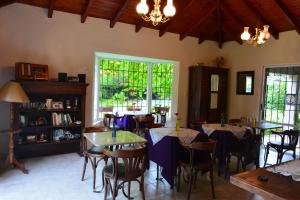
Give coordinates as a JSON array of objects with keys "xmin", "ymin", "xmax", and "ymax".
[
  {"xmin": 244, "ymin": 0, "xmax": 279, "ymax": 39},
  {"xmin": 220, "ymin": 7, "xmax": 243, "ymax": 45},
  {"xmin": 274, "ymin": 0, "xmax": 300, "ymax": 35},
  {"xmin": 110, "ymin": 0, "xmax": 131, "ymax": 28},
  {"xmin": 197, "ymin": 24, "xmax": 218, "ymax": 45},
  {"xmin": 135, "ymin": 18, "xmax": 143, "ymax": 33},
  {"xmin": 48, "ymin": 0, "xmax": 55, "ymax": 18},
  {"xmin": 179, "ymin": 4, "xmax": 217, "ymax": 41},
  {"xmin": 0, "ymin": 0, "xmax": 15, "ymax": 8},
  {"xmin": 159, "ymin": 0, "xmax": 196, "ymax": 37},
  {"xmin": 217, "ymin": 0, "xmax": 223, "ymax": 48},
  {"xmin": 81, "ymin": 0, "xmax": 96, "ymax": 23}
]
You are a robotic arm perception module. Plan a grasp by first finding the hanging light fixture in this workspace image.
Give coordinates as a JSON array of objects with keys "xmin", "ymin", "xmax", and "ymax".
[
  {"xmin": 240, "ymin": 0, "xmax": 271, "ymax": 46},
  {"xmin": 136, "ymin": 0, "xmax": 176, "ymax": 26},
  {"xmin": 241, "ymin": 25, "xmax": 271, "ymax": 46}
]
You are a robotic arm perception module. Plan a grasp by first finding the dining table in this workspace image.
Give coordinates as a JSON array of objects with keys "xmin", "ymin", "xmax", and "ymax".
[
  {"xmin": 84, "ymin": 130, "xmax": 147, "ymax": 147},
  {"xmin": 145, "ymin": 127, "xmax": 205, "ymax": 188},
  {"xmin": 230, "ymin": 159, "xmax": 300, "ymax": 200}
]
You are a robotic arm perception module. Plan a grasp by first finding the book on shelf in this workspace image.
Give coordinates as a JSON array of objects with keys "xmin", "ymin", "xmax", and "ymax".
[{"xmin": 52, "ymin": 113, "xmax": 73, "ymax": 126}]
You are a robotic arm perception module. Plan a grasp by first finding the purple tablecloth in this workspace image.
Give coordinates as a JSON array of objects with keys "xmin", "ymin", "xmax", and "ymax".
[
  {"xmin": 116, "ymin": 114, "xmax": 135, "ymax": 131},
  {"xmin": 145, "ymin": 131, "xmax": 208, "ymax": 188}
]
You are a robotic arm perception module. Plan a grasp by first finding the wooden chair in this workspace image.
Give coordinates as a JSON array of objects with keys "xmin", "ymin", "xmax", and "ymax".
[
  {"xmin": 133, "ymin": 115, "xmax": 158, "ymax": 135},
  {"xmin": 225, "ymin": 134, "xmax": 260, "ymax": 178},
  {"xmin": 228, "ymin": 118, "xmax": 242, "ymax": 126},
  {"xmin": 103, "ymin": 114, "xmax": 124, "ymax": 129},
  {"xmin": 189, "ymin": 120, "xmax": 207, "ymax": 130},
  {"xmin": 81, "ymin": 126, "xmax": 109, "ymax": 191},
  {"xmin": 264, "ymin": 130, "xmax": 299, "ymax": 167},
  {"xmin": 177, "ymin": 139, "xmax": 217, "ymax": 200},
  {"xmin": 103, "ymin": 146, "xmax": 146, "ymax": 200}
]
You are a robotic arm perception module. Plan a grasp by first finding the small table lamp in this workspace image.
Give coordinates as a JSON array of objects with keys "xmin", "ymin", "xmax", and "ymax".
[{"xmin": 0, "ymin": 81, "xmax": 29, "ymax": 173}]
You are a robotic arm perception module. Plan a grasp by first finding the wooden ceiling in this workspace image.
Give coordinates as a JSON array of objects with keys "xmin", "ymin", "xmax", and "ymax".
[{"xmin": 1, "ymin": 0, "xmax": 300, "ymax": 48}]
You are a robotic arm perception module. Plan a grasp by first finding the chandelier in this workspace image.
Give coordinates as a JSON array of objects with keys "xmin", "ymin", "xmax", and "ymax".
[
  {"xmin": 136, "ymin": 0, "xmax": 176, "ymax": 26},
  {"xmin": 241, "ymin": 25, "xmax": 271, "ymax": 46}
]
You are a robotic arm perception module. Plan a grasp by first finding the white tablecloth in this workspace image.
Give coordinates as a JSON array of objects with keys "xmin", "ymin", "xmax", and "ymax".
[
  {"xmin": 202, "ymin": 123, "xmax": 248, "ymax": 138},
  {"xmin": 267, "ymin": 159, "xmax": 300, "ymax": 181},
  {"xmin": 149, "ymin": 127, "xmax": 199, "ymax": 145}
]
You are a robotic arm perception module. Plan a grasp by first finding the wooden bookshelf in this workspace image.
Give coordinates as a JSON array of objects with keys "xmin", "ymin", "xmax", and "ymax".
[{"xmin": 14, "ymin": 81, "xmax": 88, "ymax": 158}]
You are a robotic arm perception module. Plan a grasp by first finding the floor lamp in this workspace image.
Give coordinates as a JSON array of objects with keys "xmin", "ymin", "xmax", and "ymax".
[{"xmin": 0, "ymin": 81, "xmax": 29, "ymax": 174}]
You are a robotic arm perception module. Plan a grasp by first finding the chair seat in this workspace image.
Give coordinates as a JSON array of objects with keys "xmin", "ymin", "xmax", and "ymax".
[
  {"xmin": 267, "ymin": 141, "xmax": 291, "ymax": 148},
  {"xmin": 87, "ymin": 146, "xmax": 104, "ymax": 154},
  {"xmin": 103, "ymin": 163, "xmax": 143, "ymax": 179}
]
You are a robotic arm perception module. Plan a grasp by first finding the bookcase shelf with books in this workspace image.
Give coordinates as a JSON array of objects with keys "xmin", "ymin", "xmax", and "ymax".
[{"xmin": 14, "ymin": 81, "xmax": 88, "ymax": 158}]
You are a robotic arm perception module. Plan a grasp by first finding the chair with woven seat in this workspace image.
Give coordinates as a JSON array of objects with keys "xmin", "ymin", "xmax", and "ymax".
[
  {"xmin": 177, "ymin": 139, "xmax": 217, "ymax": 200},
  {"xmin": 103, "ymin": 146, "xmax": 146, "ymax": 200},
  {"xmin": 81, "ymin": 126, "xmax": 109, "ymax": 191},
  {"xmin": 264, "ymin": 129, "xmax": 299, "ymax": 167}
]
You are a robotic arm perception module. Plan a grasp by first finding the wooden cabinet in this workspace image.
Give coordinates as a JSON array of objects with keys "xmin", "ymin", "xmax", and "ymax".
[
  {"xmin": 14, "ymin": 81, "xmax": 88, "ymax": 158},
  {"xmin": 188, "ymin": 66, "xmax": 228, "ymax": 127}
]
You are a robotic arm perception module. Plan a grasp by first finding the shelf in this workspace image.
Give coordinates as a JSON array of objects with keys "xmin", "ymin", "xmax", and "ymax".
[
  {"xmin": 20, "ymin": 124, "xmax": 82, "ymax": 130},
  {"xmin": 20, "ymin": 109, "xmax": 80, "ymax": 113},
  {"xmin": 52, "ymin": 139, "xmax": 80, "ymax": 144}
]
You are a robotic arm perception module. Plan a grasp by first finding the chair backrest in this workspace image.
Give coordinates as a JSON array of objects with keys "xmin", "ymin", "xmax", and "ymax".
[
  {"xmin": 133, "ymin": 115, "xmax": 155, "ymax": 134},
  {"xmin": 190, "ymin": 139, "xmax": 217, "ymax": 153},
  {"xmin": 284, "ymin": 129, "xmax": 299, "ymax": 147},
  {"xmin": 103, "ymin": 114, "xmax": 115, "ymax": 127},
  {"xmin": 228, "ymin": 118, "xmax": 241, "ymax": 125},
  {"xmin": 104, "ymin": 146, "xmax": 146, "ymax": 180},
  {"xmin": 84, "ymin": 126, "xmax": 110, "ymax": 133}
]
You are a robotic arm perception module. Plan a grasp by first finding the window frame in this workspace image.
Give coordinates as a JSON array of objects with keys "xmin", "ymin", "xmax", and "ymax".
[{"xmin": 93, "ymin": 52, "xmax": 179, "ymax": 124}]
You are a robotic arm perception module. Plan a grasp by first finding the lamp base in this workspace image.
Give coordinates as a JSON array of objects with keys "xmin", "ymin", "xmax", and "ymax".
[{"xmin": 6, "ymin": 155, "xmax": 28, "ymax": 174}]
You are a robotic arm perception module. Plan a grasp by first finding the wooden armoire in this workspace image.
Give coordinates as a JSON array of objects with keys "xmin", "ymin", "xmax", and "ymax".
[{"xmin": 188, "ymin": 66, "xmax": 228, "ymax": 127}]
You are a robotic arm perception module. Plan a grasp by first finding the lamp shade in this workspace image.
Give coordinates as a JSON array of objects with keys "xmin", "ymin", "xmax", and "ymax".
[{"xmin": 0, "ymin": 81, "xmax": 29, "ymax": 103}]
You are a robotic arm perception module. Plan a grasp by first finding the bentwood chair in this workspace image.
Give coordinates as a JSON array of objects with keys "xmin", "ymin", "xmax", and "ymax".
[
  {"xmin": 81, "ymin": 126, "xmax": 109, "ymax": 191},
  {"xmin": 133, "ymin": 115, "xmax": 158, "ymax": 136},
  {"xmin": 264, "ymin": 130, "xmax": 299, "ymax": 167},
  {"xmin": 177, "ymin": 139, "xmax": 217, "ymax": 200},
  {"xmin": 103, "ymin": 146, "xmax": 146, "ymax": 200}
]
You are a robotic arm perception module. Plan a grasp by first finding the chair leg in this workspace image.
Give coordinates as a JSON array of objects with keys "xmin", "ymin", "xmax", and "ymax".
[
  {"xmin": 263, "ymin": 145, "xmax": 270, "ymax": 167},
  {"xmin": 236, "ymin": 155, "xmax": 241, "ymax": 173},
  {"xmin": 225, "ymin": 155, "xmax": 231, "ymax": 179},
  {"xmin": 81, "ymin": 156, "xmax": 88, "ymax": 181},
  {"xmin": 128, "ymin": 181, "xmax": 131, "ymax": 200},
  {"xmin": 112, "ymin": 178, "xmax": 117, "ymax": 200},
  {"xmin": 293, "ymin": 150, "xmax": 296, "ymax": 160},
  {"xmin": 177, "ymin": 166, "xmax": 181, "ymax": 192},
  {"xmin": 210, "ymin": 168, "xmax": 216, "ymax": 199},
  {"xmin": 187, "ymin": 169, "xmax": 193, "ymax": 200},
  {"xmin": 193, "ymin": 171, "xmax": 198, "ymax": 189},
  {"xmin": 141, "ymin": 175, "xmax": 145, "ymax": 200},
  {"xmin": 104, "ymin": 178, "xmax": 108, "ymax": 200},
  {"xmin": 92, "ymin": 157, "xmax": 97, "ymax": 190},
  {"xmin": 156, "ymin": 164, "xmax": 160, "ymax": 180}
]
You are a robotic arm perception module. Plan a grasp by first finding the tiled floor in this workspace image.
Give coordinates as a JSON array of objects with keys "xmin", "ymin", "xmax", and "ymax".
[{"xmin": 0, "ymin": 148, "xmax": 297, "ymax": 200}]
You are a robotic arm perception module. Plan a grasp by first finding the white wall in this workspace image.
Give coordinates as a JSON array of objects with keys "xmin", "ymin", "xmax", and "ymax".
[
  {"xmin": 0, "ymin": 3, "xmax": 220, "ymax": 156},
  {"xmin": 222, "ymin": 30, "xmax": 300, "ymax": 120}
]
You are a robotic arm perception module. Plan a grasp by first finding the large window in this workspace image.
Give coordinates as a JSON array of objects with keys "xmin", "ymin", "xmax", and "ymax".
[{"xmin": 93, "ymin": 53, "xmax": 178, "ymax": 122}]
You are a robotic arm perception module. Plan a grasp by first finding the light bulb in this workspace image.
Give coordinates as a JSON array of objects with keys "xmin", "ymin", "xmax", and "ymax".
[
  {"xmin": 263, "ymin": 25, "xmax": 271, "ymax": 40},
  {"xmin": 163, "ymin": 5, "xmax": 176, "ymax": 17},
  {"xmin": 241, "ymin": 27, "xmax": 251, "ymax": 41},
  {"xmin": 164, "ymin": 0, "xmax": 176, "ymax": 17},
  {"xmin": 136, "ymin": 0, "xmax": 149, "ymax": 15}
]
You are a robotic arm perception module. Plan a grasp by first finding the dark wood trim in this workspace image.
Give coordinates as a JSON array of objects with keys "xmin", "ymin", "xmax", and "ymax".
[
  {"xmin": 48, "ymin": 0, "xmax": 55, "ymax": 18},
  {"xmin": 110, "ymin": 0, "xmax": 131, "ymax": 28},
  {"xmin": 0, "ymin": 0, "xmax": 15, "ymax": 8},
  {"xmin": 244, "ymin": 0, "xmax": 279, "ymax": 39},
  {"xmin": 159, "ymin": 0, "xmax": 196, "ymax": 37},
  {"xmin": 274, "ymin": 0, "xmax": 300, "ymax": 35},
  {"xmin": 217, "ymin": 0, "xmax": 223, "ymax": 48},
  {"xmin": 81, "ymin": 0, "xmax": 96, "ymax": 23},
  {"xmin": 179, "ymin": 4, "xmax": 217, "ymax": 41}
]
